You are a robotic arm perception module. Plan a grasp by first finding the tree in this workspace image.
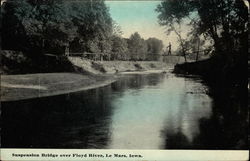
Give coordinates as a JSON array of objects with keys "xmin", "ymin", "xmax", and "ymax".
[
  {"xmin": 146, "ymin": 38, "xmax": 164, "ymax": 60},
  {"xmin": 67, "ymin": 0, "xmax": 113, "ymax": 53},
  {"xmin": 2, "ymin": 0, "xmax": 113, "ymax": 55},
  {"xmin": 112, "ymin": 21, "xmax": 123, "ymax": 37},
  {"xmin": 146, "ymin": 38, "xmax": 163, "ymax": 54},
  {"xmin": 111, "ymin": 35, "xmax": 128, "ymax": 60},
  {"xmin": 156, "ymin": 0, "xmax": 248, "ymax": 54},
  {"xmin": 127, "ymin": 32, "xmax": 148, "ymax": 60},
  {"xmin": 2, "ymin": 0, "xmax": 32, "ymax": 51},
  {"xmin": 2, "ymin": 0, "xmax": 75, "ymax": 55}
]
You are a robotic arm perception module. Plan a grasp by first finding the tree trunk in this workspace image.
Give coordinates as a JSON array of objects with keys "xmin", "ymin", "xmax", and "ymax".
[{"xmin": 183, "ymin": 49, "xmax": 187, "ymax": 62}]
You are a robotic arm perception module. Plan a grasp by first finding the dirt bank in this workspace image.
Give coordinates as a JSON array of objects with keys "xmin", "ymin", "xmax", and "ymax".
[
  {"xmin": 68, "ymin": 57, "xmax": 173, "ymax": 74},
  {"xmin": 1, "ymin": 57, "xmax": 174, "ymax": 102}
]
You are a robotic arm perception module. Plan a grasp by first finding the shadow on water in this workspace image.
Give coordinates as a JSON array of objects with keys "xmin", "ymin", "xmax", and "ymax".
[
  {"xmin": 162, "ymin": 75, "xmax": 248, "ymax": 150},
  {"xmin": 1, "ymin": 73, "xmax": 163, "ymax": 148},
  {"xmin": 192, "ymin": 83, "xmax": 248, "ymax": 150},
  {"xmin": 1, "ymin": 88, "xmax": 114, "ymax": 148},
  {"xmin": 1, "ymin": 73, "xmax": 248, "ymax": 149}
]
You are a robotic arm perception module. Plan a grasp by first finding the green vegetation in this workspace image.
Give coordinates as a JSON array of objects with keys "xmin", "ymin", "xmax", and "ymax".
[
  {"xmin": 2, "ymin": 0, "xmax": 112, "ymax": 55},
  {"xmin": 156, "ymin": 0, "xmax": 248, "ymax": 79},
  {"xmin": 2, "ymin": 0, "xmax": 247, "ymax": 78},
  {"xmin": 127, "ymin": 32, "xmax": 148, "ymax": 61},
  {"xmin": 1, "ymin": 0, "xmax": 165, "ymax": 72},
  {"xmin": 156, "ymin": 0, "xmax": 248, "ymax": 149},
  {"xmin": 156, "ymin": 0, "xmax": 248, "ymax": 61},
  {"xmin": 1, "ymin": 73, "xmax": 115, "ymax": 101}
]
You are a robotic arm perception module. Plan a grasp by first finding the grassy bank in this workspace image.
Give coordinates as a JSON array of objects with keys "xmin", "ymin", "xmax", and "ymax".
[
  {"xmin": 1, "ymin": 50, "xmax": 173, "ymax": 75},
  {"xmin": 1, "ymin": 50, "xmax": 173, "ymax": 101},
  {"xmin": 68, "ymin": 57, "xmax": 172, "ymax": 74},
  {"xmin": 1, "ymin": 59, "xmax": 170, "ymax": 101},
  {"xmin": 1, "ymin": 73, "xmax": 115, "ymax": 102}
]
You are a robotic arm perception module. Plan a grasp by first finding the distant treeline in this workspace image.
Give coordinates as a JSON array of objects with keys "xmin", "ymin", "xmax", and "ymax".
[{"xmin": 1, "ymin": 0, "xmax": 164, "ymax": 61}]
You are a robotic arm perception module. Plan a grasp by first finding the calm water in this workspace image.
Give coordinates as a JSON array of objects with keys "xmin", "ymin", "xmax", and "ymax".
[{"xmin": 1, "ymin": 73, "xmax": 248, "ymax": 149}]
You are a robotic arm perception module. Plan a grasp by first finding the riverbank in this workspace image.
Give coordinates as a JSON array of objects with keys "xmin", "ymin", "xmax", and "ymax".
[
  {"xmin": 173, "ymin": 55, "xmax": 247, "ymax": 106},
  {"xmin": 1, "ymin": 57, "xmax": 173, "ymax": 101},
  {"xmin": 68, "ymin": 57, "xmax": 173, "ymax": 74},
  {"xmin": 1, "ymin": 49, "xmax": 180, "ymax": 101},
  {"xmin": 1, "ymin": 73, "xmax": 116, "ymax": 102},
  {"xmin": 173, "ymin": 54, "xmax": 246, "ymax": 85},
  {"xmin": 1, "ymin": 70, "xmax": 171, "ymax": 102}
]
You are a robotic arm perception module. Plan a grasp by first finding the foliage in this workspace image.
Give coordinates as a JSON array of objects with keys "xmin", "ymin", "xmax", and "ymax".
[
  {"xmin": 2, "ymin": 0, "xmax": 75, "ymax": 54},
  {"xmin": 112, "ymin": 21, "xmax": 123, "ymax": 36},
  {"xmin": 156, "ymin": 0, "xmax": 248, "ymax": 54},
  {"xmin": 146, "ymin": 37, "xmax": 164, "ymax": 61},
  {"xmin": 1, "ymin": 0, "xmax": 113, "ymax": 55},
  {"xmin": 110, "ymin": 35, "xmax": 128, "ymax": 60},
  {"xmin": 146, "ymin": 38, "xmax": 164, "ymax": 54},
  {"xmin": 127, "ymin": 32, "xmax": 148, "ymax": 60},
  {"xmin": 67, "ymin": 0, "xmax": 113, "ymax": 53}
]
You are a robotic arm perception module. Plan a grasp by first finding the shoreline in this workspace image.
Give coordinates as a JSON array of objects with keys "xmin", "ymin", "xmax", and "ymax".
[
  {"xmin": 1, "ymin": 73, "xmax": 116, "ymax": 102},
  {"xmin": 1, "ymin": 69, "xmax": 170, "ymax": 102}
]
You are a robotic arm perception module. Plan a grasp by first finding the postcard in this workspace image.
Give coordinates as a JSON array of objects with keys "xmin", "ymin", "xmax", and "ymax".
[{"xmin": 0, "ymin": 0, "xmax": 249, "ymax": 160}]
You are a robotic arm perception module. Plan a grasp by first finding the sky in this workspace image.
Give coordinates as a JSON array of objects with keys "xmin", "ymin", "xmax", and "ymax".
[
  {"xmin": 106, "ymin": 0, "xmax": 249, "ymax": 51},
  {"xmin": 105, "ymin": 1, "xmax": 179, "ymax": 50}
]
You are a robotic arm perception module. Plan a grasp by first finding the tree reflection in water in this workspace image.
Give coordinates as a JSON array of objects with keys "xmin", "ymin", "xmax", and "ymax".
[
  {"xmin": 162, "ymin": 76, "xmax": 248, "ymax": 149},
  {"xmin": 2, "ymin": 88, "xmax": 114, "ymax": 148},
  {"xmin": 2, "ymin": 73, "xmax": 248, "ymax": 149}
]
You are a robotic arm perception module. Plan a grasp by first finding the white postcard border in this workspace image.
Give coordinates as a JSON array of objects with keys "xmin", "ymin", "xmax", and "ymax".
[{"xmin": 1, "ymin": 149, "xmax": 249, "ymax": 161}]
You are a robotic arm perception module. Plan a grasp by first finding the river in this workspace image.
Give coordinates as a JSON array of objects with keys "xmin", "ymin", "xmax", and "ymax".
[{"xmin": 1, "ymin": 72, "xmax": 248, "ymax": 149}]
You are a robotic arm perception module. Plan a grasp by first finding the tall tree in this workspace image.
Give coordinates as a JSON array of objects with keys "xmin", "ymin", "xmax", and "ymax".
[
  {"xmin": 67, "ymin": 0, "xmax": 113, "ymax": 53},
  {"xmin": 128, "ymin": 32, "xmax": 148, "ymax": 60},
  {"xmin": 2, "ymin": 0, "xmax": 113, "ymax": 55},
  {"xmin": 2, "ymin": 0, "xmax": 74, "ymax": 54},
  {"xmin": 146, "ymin": 37, "xmax": 164, "ymax": 60},
  {"xmin": 112, "ymin": 21, "xmax": 123, "ymax": 37},
  {"xmin": 111, "ymin": 35, "xmax": 128, "ymax": 60},
  {"xmin": 146, "ymin": 38, "xmax": 164, "ymax": 54}
]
